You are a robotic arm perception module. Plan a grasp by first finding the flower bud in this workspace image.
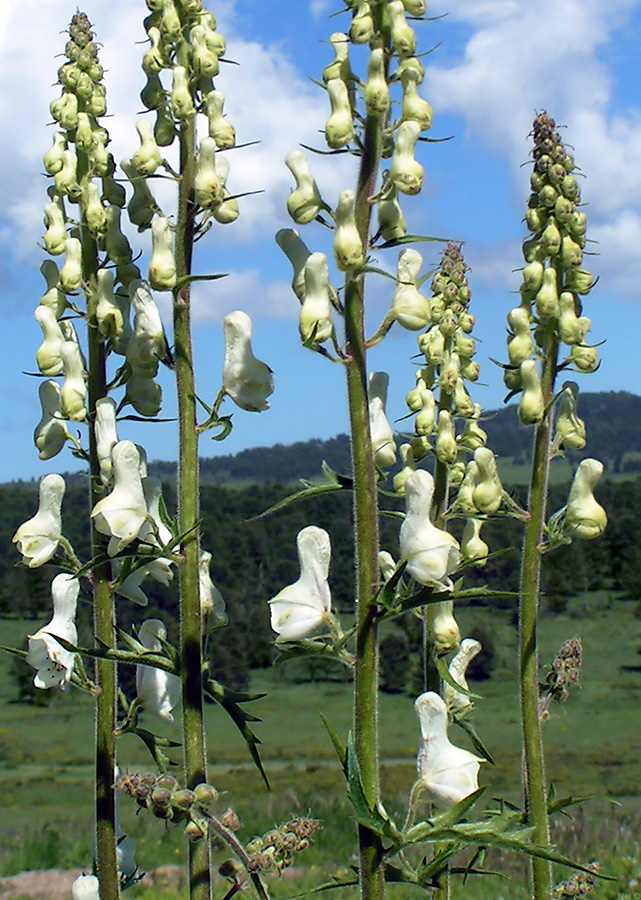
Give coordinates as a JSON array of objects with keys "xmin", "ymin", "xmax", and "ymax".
[
  {"xmin": 458, "ymin": 404, "xmax": 487, "ymax": 451},
  {"xmin": 369, "ymin": 372, "xmax": 396, "ymax": 468},
  {"xmin": 389, "ymin": 120, "xmax": 423, "ymax": 194},
  {"xmin": 199, "ymin": 550, "xmax": 228, "ymax": 631},
  {"xmin": 132, "ymin": 118, "xmax": 163, "ymax": 176},
  {"xmin": 472, "ymin": 447, "xmax": 502, "ymax": 514},
  {"xmin": 95, "ymin": 269, "xmax": 123, "ymax": 340},
  {"xmin": 299, "ymin": 252, "xmax": 333, "ymax": 344},
  {"xmin": 554, "ymin": 382, "xmax": 586, "ymax": 450},
  {"xmin": 38, "ymin": 260, "xmax": 67, "ymax": 318},
  {"xmin": 395, "ymin": 55, "xmax": 424, "ymax": 84},
  {"xmin": 435, "ymin": 409, "xmax": 457, "ymax": 465},
  {"xmin": 349, "ymin": 1, "xmax": 373, "ymax": 43},
  {"xmin": 377, "ymin": 181, "xmax": 407, "ymax": 242},
  {"xmin": 43, "ymin": 199, "xmax": 67, "ymax": 255},
  {"xmin": 332, "ymin": 189, "xmax": 364, "ymax": 271},
  {"xmin": 388, "ymin": 0, "xmax": 417, "ymax": 56},
  {"xmin": 444, "ymin": 638, "xmax": 482, "ymax": 715},
  {"xmin": 534, "ymin": 266, "xmax": 559, "ymax": 318},
  {"xmin": 95, "ymin": 397, "xmax": 119, "ymax": 483},
  {"xmin": 205, "ymin": 89, "xmax": 235, "ymax": 149},
  {"xmin": 558, "ymin": 291, "xmax": 587, "ymax": 345},
  {"xmin": 429, "ymin": 599, "xmax": 460, "ymax": 652},
  {"xmin": 35, "ymin": 306, "xmax": 65, "ymax": 376},
  {"xmin": 461, "ymin": 518, "xmax": 488, "ymax": 567},
  {"xmin": 402, "ymin": 0, "xmax": 426, "ymax": 12},
  {"xmin": 60, "ymin": 339, "xmax": 87, "ymax": 421},
  {"xmin": 507, "ymin": 306, "xmax": 533, "ymax": 366},
  {"xmin": 195, "ymin": 137, "xmax": 224, "ymax": 210},
  {"xmin": 414, "ymin": 387, "xmax": 435, "ymax": 436},
  {"xmin": 569, "ymin": 342, "xmax": 598, "ymax": 373},
  {"xmin": 325, "ymin": 78, "xmax": 354, "ymax": 149},
  {"xmin": 154, "ymin": 104, "xmax": 177, "ymax": 146},
  {"xmin": 453, "ymin": 377, "xmax": 475, "ymax": 418},
  {"xmin": 171, "ymin": 65, "xmax": 196, "ymax": 120},
  {"xmin": 148, "ymin": 216, "xmax": 177, "ymax": 290},
  {"xmin": 50, "ymin": 90, "xmax": 78, "ymax": 130},
  {"xmin": 393, "ymin": 443, "xmax": 416, "ymax": 494},
  {"xmin": 222, "ymin": 310, "xmax": 274, "ymax": 411},
  {"xmin": 190, "ymin": 23, "xmax": 221, "ymax": 77},
  {"xmin": 54, "ymin": 148, "xmax": 79, "ymax": 198},
  {"xmin": 34, "ymin": 380, "xmax": 73, "ymax": 460},
  {"xmin": 364, "ymin": 48, "xmax": 390, "ymax": 116},
  {"xmin": 121, "ymin": 158, "xmax": 157, "ymax": 231},
  {"xmin": 43, "ymin": 133, "xmax": 67, "ymax": 175},
  {"xmin": 563, "ymin": 459, "xmax": 606, "ymax": 540},
  {"xmin": 322, "ymin": 33, "xmax": 352, "ymax": 85},
  {"xmin": 392, "ymin": 248, "xmax": 431, "ymax": 329},
  {"xmin": 518, "ymin": 359, "xmax": 544, "ymax": 425},
  {"xmin": 400, "ymin": 68, "xmax": 432, "ymax": 131},
  {"xmin": 59, "ymin": 237, "xmax": 83, "ymax": 293},
  {"xmin": 211, "ymin": 155, "xmax": 239, "ymax": 224},
  {"xmin": 285, "ymin": 150, "xmax": 323, "ymax": 225},
  {"xmin": 84, "ymin": 182, "xmax": 107, "ymax": 237}
]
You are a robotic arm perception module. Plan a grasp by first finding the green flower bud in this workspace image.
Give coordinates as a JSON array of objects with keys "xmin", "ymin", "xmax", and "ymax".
[
  {"xmin": 299, "ymin": 252, "xmax": 333, "ymax": 344},
  {"xmin": 377, "ymin": 179, "xmax": 407, "ymax": 242},
  {"xmin": 392, "ymin": 248, "xmax": 431, "ymax": 329},
  {"xmin": 96, "ymin": 269, "xmax": 123, "ymax": 339},
  {"xmin": 557, "ymin": 291, "xmax": 587, "ymax": 345},
  {"xmin": 35, "ymin": 306, "xmax": 65, "ymax": 376},
  {"xmin": 121, "ymin": 158, "xmax": 157, "ymax": 230},
  {"xmin": 194, "ymin": 12, "xmax": 225, "ymax": 55},
  {"xmin": 193, "ymin": 782, "xmax": 218, "ymax": 806},
  {"xmin": 522, "ymin": 260, "xmax": 543, "ymax": 292},
  {"xmin": 142, "ymin": 27, "xmax": 166, "ymax": 75},
  {"xmin": 534, "ymin": 266, "xmax": 559, "ymax": 318},
  {"xmin": 429, "ymin": 599, "xmax": 460, "ymax": 652},
  {"xmin": 524, "ymin": 206, "xmax": 547, "ymax": 233},
  {"xmin": 160, "ymin": 0, "xmax": 181, "ymax": 41},
  {"xmin": 393, "ymin": 442, "xmax": 416, "ymax": 494},
  {"xmin": 148, "ymin": 216, "xmax": 176, "ymax": 290},
  {"xmin": 561, "ymin": 234, "xmax": 582, "ymax": 268},
  {"xmin": 43, "ymin": 199, "xmax": 67, "ymax": 255},
  {"xmin": 171, "ymin": 789, "xmax": 195, "ymax": 812},
  {"xmin": 419, "ymin": 326, "xmax": 445, "ymax": 365},
  {"xmin": 211, "ymin": 156, "xmax": 239, "ymax": 224},
  {"xmin": 553, "ymin": 194, "xmax": 573, "ymax": 224},
  {"xmin": 569, "ymin": 342, "xmax": 598, "ymax": 373},
  {"xmin": 38, "ymin": 260, "xmax": 67, "ymax": 318},
  {"xmin": 453, "ymin": 377, "xmax": 475, "ymax": 417},
  {"xmin": 454, "ymin": 460, "xmax": 478, "ymax": 514},
  {"xmin": 560, "ymin": 174, "xmax": 580, "ymax": 202},
  {"xmin": 394, "ymin": 55, "xmax": 424, "ymax": 84},
  {"xmin": 43, "ymin": 133, "xmax": 67, "ymax": 175},
  {"xmin": 349, "ymin": 1, "xmax": 373, "ymax": 43},
  {"xmin": 563, "ymin": 459, "xmax": 606, "ymax": 539},
  {"xmin": 194, "ymin": 137, "xmax": 224, "ymax": 210},
  {"xmin": 332, "ymin": 189, "xmax": 364, "ymax": 271},
  {"xmin": 400, "ymin": 68, "xmax": 432, "ymax": 131},
  {"xmin": 285, "ymin": 150, "xmax": 322, "ymax": 225},
  {"xmin": 54, "ymin": 149, "xmax": 79, "ymax": 199},
  {"xmin": 84, "ymin": 182, "xmax": 107, "ymax": 237},
  {"xmin": 458, "ymin": 403, "xmax": 487, "ymax": 451},
  {"xmin": 402, "ymin": 0, "xmax": 426, "ymax": 13},
  {"xmin": 414, "ymin": 387, "xmax": 435, "ymax": 436},
  {"xmin": 50, "ymin": 90, "xmax": 78, "ymax": 131},
  {"xmin": 405, "ymin": 369, "xmax": 428, "ymax": 411},
  {"xmin": 34, "ymin": 380, "xmax": 72, "ymax": 460},
  {"xmin": 364, "ymin": 48, "xmax": 390, "ymax": 116},
  {"xmin": 518, "ymin": 359, "xmax": 544, "ymax": 425},
  {"xmin": 461, "ymin": 517, "xmax": 489, "ymax": 567},
  {"xmin": 507, "ymin": 306, "xmax": 533, "ymax": 366},
  {"xmin": 185, "ymin": 818, "xmax": 207, "ymax": 841},
  {"xmin": 60, "ymin": 237, "xmax": 83, "ymax": 292},
  {"xmin": 435, "ymin": 409, "xmax": 457, "ymax": 465},
  {"xmin": 438, "ymin": 349, "xmax": 459, "ymax": 393},
  {"xmin": 540, "ymin": 216, "xmax": 561, "ymax": 255},
  {"xmin": 564, "ymin": 266, "xmax": 594, "ymax": 294},
  {"xmin": 325, "ymin": 78, "xmax": 354, "ymax": 149},
  {"xmin": 322, "ymin": 33, "xmax": 352, "ymax": 85},
  {"xmin": 458, "ymin": 310, "xmax": 475, "ymax": 333},
  {"xmin": 460, "ymin": 357, "xmax": 480, "ymax": 381},
  {"xmin": 554, "ymin": 383, "xmax": 586, "ymax": 450},
  {"xmin": 389, "ymin": 120, "xmax": 423, "ymax": 194},
  {"xmin": 152, "ymin": 105, "xmax": 175, "ymax": 147},
  {"xmin": 472, "ymin": 447, "xmax": 502, "ymax": 514},
  {"xmin": 104, "ymin": 206, "xmax": 133, "ymax": 265},
  {"xmin": 89, "ymin": 130, "xmax": 111, "ymax": 178},
  {"xmin": 191, "ymin": 24, "xmax": 221, "ymax": 77},
  {"xmin": 125, "ymin": 374, "xmax": 163, "ymax": 416},
  {"xmin": 102, "ymin": 173, "xmax": 126, "ymax": 207},
  {"xmin": 205, "ymin": 90, "xmax": 235, "ymax": 149},
  {"xmin": 170, "ymin": 65, "xmax": 196, "ymax": 120},
  {"xmin": 388, "ymin": 0, "xmax": 417, "ymax": 56},
  {"xmin": 140, "ymin": 73, "xmax": 165, "ymax": 110},
  {"xmin": 369, "ymin": 372, "xmax": 396, "ymax": 467},
  {"xmin": 132, "ymin": 119, "xmax": 163, "ymax": 176}
]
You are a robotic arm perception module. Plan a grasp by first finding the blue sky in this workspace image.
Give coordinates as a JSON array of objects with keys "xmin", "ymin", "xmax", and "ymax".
[{"xmin": 1, "ymin": 0, "xmax": 641, "ymax": 482}]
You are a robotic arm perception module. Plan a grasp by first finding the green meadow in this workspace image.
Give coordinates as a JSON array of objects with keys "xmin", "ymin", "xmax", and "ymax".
[{"xmin": 1, "ymin": 595, "xmax": 640, "ymax": 898}]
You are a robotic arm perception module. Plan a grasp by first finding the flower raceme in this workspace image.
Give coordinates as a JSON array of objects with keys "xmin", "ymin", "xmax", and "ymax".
[
  {"xmin": 13, "ymin": 473, "xmax": 65, "ymax": 567},
  {"xmin": 26, "ymin": 572, "xmax": 79, "ymax": 690},
  {"xmin": 136, "ymin": 618, "xmax": 180, "ymax": 722},
  {"xmin": 269, "ymin": 526, "xmax": 333, "ymax": 643},
  {"xmin": 415, "ymin": 691, "xmax": 482, "ymax": 808}
]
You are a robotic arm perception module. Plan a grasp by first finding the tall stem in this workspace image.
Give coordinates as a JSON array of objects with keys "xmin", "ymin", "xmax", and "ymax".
[
  {"xmin": 79, "ymin": 153, "xmax": 119, "ymax": 899},
  {"xmin": 346, "ymin": 93, "xmax": 386, "ymax": 900},
  {"xmin": 173, "ymin": 111, "xmax": 210, "ymax": 900},
  {"xmin": 519, "ymin": 319, "xmax": 559, "ymax": 900}
]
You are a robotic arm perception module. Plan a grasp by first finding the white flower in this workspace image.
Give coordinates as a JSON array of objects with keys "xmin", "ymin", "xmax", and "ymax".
[
  {"xmin": 564, "ymin": 458, "xmax": 607, "ymax": 540},
  {"xmin": 71, "ymin": 875, "xmax": 99, "ymax": 900},
  {"xmin": 400, "ymin": 470, "xmax": 460, "ymax": 589},
  {"xmin": 415, "ymin": 691, "xmax": 482, "ymax": 809},
  {"xmin": 33, "ymin": 380, "xmax": 73, "ymax": 460},
  {"xmin": 136, "ymin": 618, "xmax": 180, "ymax": 722},
  {"xmin": 26, "ymin": 573, "xmax": 78, "ymax": 690},
  {"xmin": 200, "ymin": 550, "xmax": 228, "ymax": 631},
  {"xmin": 444, "ymin": 638, "xmax": 482, "ymax": 716},
  {"xmin": 369, "ymin": 372, "xmax": 396, "ymax": 468},
  {"xmin": 13, "ymin": 473, "xmax": 65, "ymax": 567},
  {"xmin": 428, "ymin": 599, "xmax": 460, "ymax": 653},
  {"xmin": 222, "ymin": 310, "xmax": 274, "ymax": 411},
  {"xmin": 269, "ymin": 526, "xmax": 332, "ymax": 642},
  {"xmin": 94, "ymin": 397, "xmax": 119, "ymax": 484},
  {"xmin": 126, "ymin": 279, "xmax": 171, "ymax": 377},
  {"xmin": 91, "ymin": 441, "xmax": 148, "ymax": 556}
]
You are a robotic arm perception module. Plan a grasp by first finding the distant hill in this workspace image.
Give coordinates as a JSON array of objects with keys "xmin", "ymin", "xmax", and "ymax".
[{"xmin": 5, "ymin": 391, "xmax": 641, "ymax": 491}]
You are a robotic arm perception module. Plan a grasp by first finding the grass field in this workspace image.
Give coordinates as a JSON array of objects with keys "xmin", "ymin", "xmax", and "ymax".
[{"xmin": 1, "ymin": 595, "xmax": 640, "ymax": 898}]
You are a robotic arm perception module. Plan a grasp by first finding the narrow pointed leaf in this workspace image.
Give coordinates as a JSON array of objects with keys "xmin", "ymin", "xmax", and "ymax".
[{"xmin": 205, "ymin": 677, "xmax": 269, "ymax": 788}]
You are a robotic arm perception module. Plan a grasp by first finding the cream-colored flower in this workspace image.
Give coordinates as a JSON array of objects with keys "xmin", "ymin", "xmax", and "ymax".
[
  {"xmin": 13, "ymin": 473, "xmax": 65, "ymax": 567},
  {"xmin": 400, "ymin": 470, "xmax": 460, "ymax": 589},
  {"xmin": 269, "ymin": 526, "xmax": 332, "ymax": 642},
  {"xmin": 222, "ymin": 311, "xmax": 274, "ymax": 411},
  {"xmin": 369, "ymin": 372, "xmax": 396, "ymax": 468},
  {"xmin": 71, "ymin": 875, "xmax": 99, "ymax": 900},
  {"xmin": 33, "ymin": 381, "xmax": 73, "ymax": 460},
  {"xmin": 444, "ymin": 638, "xmax": 482, "ymax": 715},
  {"xmin": 136, "ymin": 618, "xmax": 180, "ymax": 722},
  {"xmin": 415, "ymin": 691, "xmax": 482, "ymax": 808},
  {"xmin": 91, "ymin": 441, "xmax": 148, "ymax": 556},
  {"xmin": 26, "ymin": 573, "xmax": 78, "ymax": 690},
  {"xmin": 564, "ymin": 458, "xmax": 607, "ymax": 540},
  {"xmin": 200, "ymin": 550, "xmax": 228, "ymax": 631}
]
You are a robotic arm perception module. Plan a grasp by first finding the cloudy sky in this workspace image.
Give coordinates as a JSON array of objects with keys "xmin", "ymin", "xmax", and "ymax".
[{"xmin": 1, "ymin": 0, "xmax": 640, "ymax": 482}]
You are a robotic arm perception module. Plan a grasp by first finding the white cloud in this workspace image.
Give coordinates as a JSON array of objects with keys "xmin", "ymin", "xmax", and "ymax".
[
  {"xmin": 189, "ymin": 271, "xmax": 295, "ymax": 322},
  {"xmin": 309, "ymin": 0, "xmax": 332, "ymax": 16}
]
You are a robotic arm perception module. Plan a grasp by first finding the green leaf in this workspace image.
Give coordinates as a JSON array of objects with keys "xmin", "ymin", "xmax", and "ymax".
[
  {"xmin": 273, "ymin": 638, "xmax": 338, "ymax": 666},
  {"xmin": 208, "ymin": 415, "xmax": 233, "ymax": 442},
  {"xmin": 373, "ymin": 560, "xmax": 407, "ymax": 612},
  {"xmin": 436, "ymin": 654, "xmax": 482, "ymax": 701},
  {"xmin": 344, "ymin": 733, "xmax": 400, "ymax": 844},
  {"xmin": 280, "ymin": 877, "xmax": 359, "ymax": 900},
  {"xmin": 204, "ymin": 677, "xmax": 269, "ymax": 789},
  {"xmin": 320, "ymin": 713, "xmax": 347, "ymax": 775},
  {"xmin": 245, "ymin": 463, "xmax": 351, "ymax": 522},
  {"xmin": 453, "ymin": 718, "xmax": 495, "ymax": 766},
  {"xmin": 377, "ymin": 234, "xmax": 450, "ymax": 249},
  {"xmin": 416, "ymin": 844, "xmax": 461, "ymax": 883},
  {"xmin": 548, "ymin": 793, "xmax": 618, "ymax": 816},
  {"xmin": 0, "ymin": 644, "xmax": 27, "ymax": 660}
]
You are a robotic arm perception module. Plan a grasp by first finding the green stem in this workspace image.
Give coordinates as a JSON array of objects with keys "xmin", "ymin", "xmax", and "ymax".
[
  {"xmin": 519, "ymin": 322, "xmax": 559, "ymax": 900},
  {"xmin": 174, "ymin": 107, "xmax": 211, "ymax": 900},
  {"xmin": 79, "ymin": 153, "xmax": 119, "ymax": 898},
  {"xmin": 346, "ymin": 81, "xmax": 387, "ymax": 900}
]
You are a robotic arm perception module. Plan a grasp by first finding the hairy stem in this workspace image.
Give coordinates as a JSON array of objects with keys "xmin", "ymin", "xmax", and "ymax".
[{"xmin": 519, "ymin": 320, "xmax": 559, "ymax": 900}]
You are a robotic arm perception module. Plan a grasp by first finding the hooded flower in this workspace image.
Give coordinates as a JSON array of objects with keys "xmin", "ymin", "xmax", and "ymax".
[
  {"xmin": 269, "ymin": 526, "xmax": 332, "ymax": 642},
  {"xmin": 26, "ymin": 573, "xmax": 78, "ymax": 690},
  {"xmin": 71, "ymin": 875, "xmax": 99, "ymax": 900},
  {"xmin": 563, "ymin": 458, "xmax": 607, "ymax": 540},
  {"xmin": 444, "ymin": 638, "xmax": 482, "ymax": 715},
  {"xmin": 400, "ymin": 470, "xmax": 460, "ymax": 589},
  {"xmin": 222, "ymin": 310, "xmax": 274, "ymax": 411},
  {"xmin": 415, "ymin": 691, "xmax": 482, "ymax": 808},
  {"xmin": 13, "ymin": 473, "xmax": 65, "ymax": 567},
  {"xmin": 369, "ymin": 372, "xmax": 396, "ymax": 468},
  {"xmin": 92, "ymin": 441, "xmax": 149, "ymax": 556},
  {"xmin": 33, "ymin": 380, "xmax": 73, "ymax": 460},
  {"xmin": 136, "ymin": 618, "xmax": 180, "ymax": 722},
  {"xmin": 200, "ymin": 550, "xmax": 228, "ymax": 631}
]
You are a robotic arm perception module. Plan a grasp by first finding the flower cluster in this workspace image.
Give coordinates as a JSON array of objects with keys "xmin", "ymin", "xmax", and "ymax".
[{"xmin": 244, "ymin": 817, "xmax": 322, "ymax": 873}]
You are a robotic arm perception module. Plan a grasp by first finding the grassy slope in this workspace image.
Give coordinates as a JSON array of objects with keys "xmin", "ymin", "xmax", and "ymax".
[{"xmin": 1, "ymin": 597, "xmax": 640, "ymax": 896}]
